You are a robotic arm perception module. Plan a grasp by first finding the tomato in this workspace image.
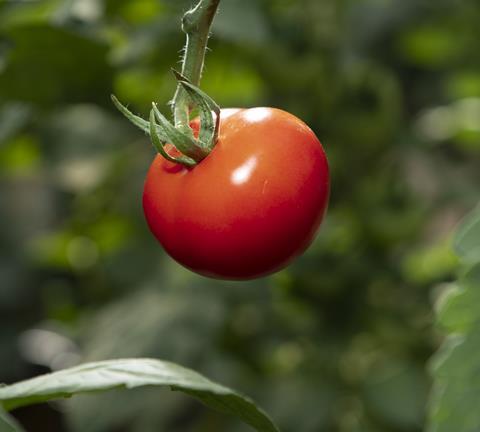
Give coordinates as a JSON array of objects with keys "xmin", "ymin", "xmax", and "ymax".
[{"xmin": 143, "ymin": 107, "xmax": 330, "ymax": 279}]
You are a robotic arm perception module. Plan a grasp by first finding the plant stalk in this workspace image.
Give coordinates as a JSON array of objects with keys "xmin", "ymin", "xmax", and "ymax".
[{"xmin": 172, "ymin": 0, "xmax": 221, "ymax": 131}]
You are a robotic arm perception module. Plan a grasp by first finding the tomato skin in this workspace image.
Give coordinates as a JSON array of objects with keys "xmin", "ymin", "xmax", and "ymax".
[{"xmin": 143, "ymin": 107, "xmax": 330, "ymax": 280}]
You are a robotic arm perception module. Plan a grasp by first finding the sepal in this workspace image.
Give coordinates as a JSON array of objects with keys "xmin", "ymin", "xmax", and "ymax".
[
  {"xmin": 172, "ymin": 70, "xmax": 221, "ymax": 150},
  {"xmin": 152, "ymin": 103, "xmax": 209, "ymax": 162},
  {"xmin": 149, "ymin": 110, "xmax": 196, "ymax": 167}
]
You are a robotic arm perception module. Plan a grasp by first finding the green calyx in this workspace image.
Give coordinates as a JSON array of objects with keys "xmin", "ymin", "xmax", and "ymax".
[
  {"xmin": 111, "ymin": 0, "xmax": 221, "ymax": 167},
  {"xmin": 111, "ymin": 73, "xmax": 220, "ymax": 167}
]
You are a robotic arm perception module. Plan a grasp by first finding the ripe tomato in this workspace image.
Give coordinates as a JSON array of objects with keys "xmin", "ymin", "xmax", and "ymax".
[{"xmin": 143, "ymin": 107, "xmax": 330, "ymax": 279}]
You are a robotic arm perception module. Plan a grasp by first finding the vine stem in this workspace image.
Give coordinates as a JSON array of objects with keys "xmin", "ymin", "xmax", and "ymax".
[{"xmin": 172, "ymin": 0, "xmax": 221, "ymax": 132}]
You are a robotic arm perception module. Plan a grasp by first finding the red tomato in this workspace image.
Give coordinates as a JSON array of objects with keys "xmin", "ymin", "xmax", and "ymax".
[{"xmin": 143, "ymin": 107, "xmax": 330, "ymax": 279}]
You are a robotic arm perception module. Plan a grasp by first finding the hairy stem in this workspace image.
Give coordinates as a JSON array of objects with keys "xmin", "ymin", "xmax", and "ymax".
[{"xmin": 172, "ymin": 0, "xmax": 221, "ymax": 131}]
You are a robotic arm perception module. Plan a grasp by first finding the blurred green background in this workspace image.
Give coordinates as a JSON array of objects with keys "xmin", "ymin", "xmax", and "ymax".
[{"xmin": 0, "ymin": 0, "xmax": 479, "ymax": 431}]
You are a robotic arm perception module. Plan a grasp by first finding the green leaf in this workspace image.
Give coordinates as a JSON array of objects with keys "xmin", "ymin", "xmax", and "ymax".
[
  {"xmin": 0, "ymin": 359, "xmax": 279, "ymax": 432},
  {"xmin": 428, "ymin": 206, "xmax": 480, "ymax": 432},
  {"xmin": 454, "ymin": 206, "xmax": 480, "ymax": 263},
  {"xmin": 0, "ymin": 407, "xmax": 24, "ymax": 432},
  {"xmin": 436, "ymin": 264, "xmax": 480, "ymax": 333},
  {"xmin": 428, "ymin": 326, "xmax": 480, "ymax": 432}
]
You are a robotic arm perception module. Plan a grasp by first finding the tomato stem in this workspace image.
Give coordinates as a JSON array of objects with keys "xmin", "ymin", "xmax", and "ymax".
[
  {"xmin": 172, "ymin": 0, "xmax": 221, "ymax": 132},
  {"xmin": 111, "ymin": 0, "xmax": 222, "ymax": 167}
]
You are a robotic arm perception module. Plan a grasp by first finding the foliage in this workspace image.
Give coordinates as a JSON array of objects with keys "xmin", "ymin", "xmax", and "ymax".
[
  {"xmin": 0, "ymin": 0, "xmax": 479, "ymax": 431},
  {"xmin": 428, "ymin": 208, "xmax": 480, "ymax": 432},
  {"xmin": 0, "ymin": 407, "xmax": 24, "ymax": 432},
  {"xmin": 0, "ymin": 359, "xmax": 278, "ymax": 432}
]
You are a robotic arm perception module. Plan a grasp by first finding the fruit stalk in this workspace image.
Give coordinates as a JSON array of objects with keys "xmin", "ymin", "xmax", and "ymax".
[{"xmin": 172, "ymin": 0, "xmax": 221, "ymax": 132}]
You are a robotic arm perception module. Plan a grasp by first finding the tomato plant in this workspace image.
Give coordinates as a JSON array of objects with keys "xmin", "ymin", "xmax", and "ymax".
[
  {"xmin": 143, "ymin": 108, "xmax": 329, "ymax": 279},
  {"xmin": 111, "ymin": 0, "xmax": 329, "ymax": 280}
]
